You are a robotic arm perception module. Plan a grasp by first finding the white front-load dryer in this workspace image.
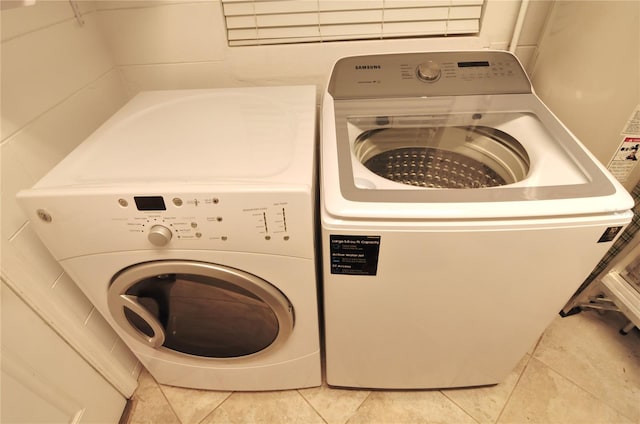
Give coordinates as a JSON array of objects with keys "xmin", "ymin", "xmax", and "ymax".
[
  {"xmin": 18, "ymin": 86, "xmax": 321, "ymax": 391},
  {"xmin": 321, "ymin": 51, "xmax": 634, "ymax": 389}
]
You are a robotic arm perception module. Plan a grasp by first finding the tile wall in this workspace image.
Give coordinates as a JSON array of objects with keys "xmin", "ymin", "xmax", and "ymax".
[{"xmin": 1, "ymin": 1, "xmax": 139, "ymax": 397}]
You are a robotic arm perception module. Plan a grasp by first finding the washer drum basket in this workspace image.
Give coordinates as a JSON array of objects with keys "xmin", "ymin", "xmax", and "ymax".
[{"xmin": 354, "ymin": 126, "xmax": 530, "ymax": 189}]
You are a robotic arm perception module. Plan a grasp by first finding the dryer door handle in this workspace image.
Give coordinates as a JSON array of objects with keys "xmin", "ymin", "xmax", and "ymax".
[{"xmin": 119, "ymin": 295, "xmax": 166, "ymax": 348}]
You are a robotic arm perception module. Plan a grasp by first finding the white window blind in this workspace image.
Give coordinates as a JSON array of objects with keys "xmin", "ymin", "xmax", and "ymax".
[{"xmin": 222, "ymin": 0, "xmax": 484, "ymax": 46}]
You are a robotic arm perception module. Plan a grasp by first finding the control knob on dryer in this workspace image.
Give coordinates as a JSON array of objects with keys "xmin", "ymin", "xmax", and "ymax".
[{"xmin": 148, "ymin": 225, "xmax": 172, "ymax": 246}]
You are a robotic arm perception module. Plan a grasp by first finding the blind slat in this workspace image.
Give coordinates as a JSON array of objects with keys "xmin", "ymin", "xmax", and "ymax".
[
  {"xmin": 320, "ymin": 23, "xmax": 384, "ymax": 37},
  {"xmin": 383, "ymin": 20, "xmax": 447, "ymax": 35},
  {"xmin": 384, "ymin": 7, "xmax": 449, "ymax": 22},
  {"xmin": 320, "ymin": 10, "xmax": 384, "ymax": 25},
  {"xmin": 383, "ymin": 0, "xmax": 451, "ymax": 7},
  {"xmin": 447, "ymin": 19, "xmax": 479, "ymax": 33},
  {"xmin": 254, "ymin": 1, "xmax": 319, "ymax": 14},
  {"xmin": 258, "ymin": 13, "xmax": 319, "ymax": 27},
  {"xmin": 318, "ymin": 1, "xmax": 385, "ymax": 11},
  {"xmin": 449, "ymin": 6, "xmax": 482, "ymax": 19},
  {"xmin": 259, "ymin": 25, "xmax": 321, "ymax": 39},
  {"xmin": 222, "ymin": 2, "xmax": 254, "ymax": 16}
]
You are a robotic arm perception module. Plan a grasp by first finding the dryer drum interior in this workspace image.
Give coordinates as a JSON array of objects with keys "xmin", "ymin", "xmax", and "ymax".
[{"xmin": 354, "ymin": 126, "xmax": 530, "ymax": 188}]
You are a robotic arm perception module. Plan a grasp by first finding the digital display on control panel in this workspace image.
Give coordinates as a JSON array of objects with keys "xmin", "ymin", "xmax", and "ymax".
[
  {"xmin": 458, "ymin": 61, "xmax": 490, "ymax": 68},
  {"xmin": 134, "ymin": 196, "xmax": 166, "ymax": 211}
]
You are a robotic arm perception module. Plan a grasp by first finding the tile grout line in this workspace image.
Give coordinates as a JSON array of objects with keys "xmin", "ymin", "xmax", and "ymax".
[
  {"xmin": 438, "ymin": 390, "xmax": 482, "ymax": 424},
  {"xmin": 493, "ymin": 353, "xmax": 535, "ymax": 424},
  {"xmin": 1, "ymin": 8, "xmax": 96, "ymax": 44},
  {"xmin": 533, "ymin": 355, "xmax": 639, "ymax": 423},
  {"xmin": 195, "ymin": 391, "xmax": 234, "ymax": 424},
  {"xmin": 151, "ymin": 376, "xmax": 186, "ymax": 424},
  {"xmin": 96, "ymin": 1, "xmax": 205, "ymax": 14},
  {"xmin": 540, "ymin": 313, "xmax": 639, "ymax": 421},
  {"xmin": 296, "ymin": 389, "xmax": 330, "ymax": 424},
  {"xmin": 0, "ymin": 66, "xmax": 120, "ymax": 146},
  {"xmin": 491, "ymin": 332, "xmax": 544, "ymax": 423},
  {"xmin": 344, "ymin": 390, "xmax": 374, "ymax": 424},
  {"xmin": 6, "ymin": 220, "xmax": 30, "ymax": 243}
]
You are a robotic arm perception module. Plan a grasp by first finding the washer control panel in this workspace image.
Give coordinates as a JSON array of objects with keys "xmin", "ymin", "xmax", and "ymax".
[
  {"xmin": 24, "ymin": 190, "xmax": 313, "ymax": 259},
  {"xmin": 328, "ymin": 51, "xmax": 532, "ymax": 99}
]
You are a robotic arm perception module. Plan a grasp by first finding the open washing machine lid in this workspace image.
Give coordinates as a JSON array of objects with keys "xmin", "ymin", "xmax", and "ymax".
[{"xmin": 322, "ymin": 51, "xmax": 633, "ymax": 220}]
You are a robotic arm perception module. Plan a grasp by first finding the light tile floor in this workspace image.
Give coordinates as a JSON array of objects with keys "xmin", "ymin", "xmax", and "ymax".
[{"xmin": 124, "ymin": 311, "xmax": 640, "ymax": 424}]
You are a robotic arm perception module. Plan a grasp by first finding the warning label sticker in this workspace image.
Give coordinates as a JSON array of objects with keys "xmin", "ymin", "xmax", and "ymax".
[
  {"xmin": 329, "ymin": 235, "xmax": 381, "ymax": 276},
  {"xmin": 607, "ymin": 104, "xmax": 640, "ymax": 183},
  {"xmin": 598, "ymin": 226, "xmax": 623, "ymax": 243}
]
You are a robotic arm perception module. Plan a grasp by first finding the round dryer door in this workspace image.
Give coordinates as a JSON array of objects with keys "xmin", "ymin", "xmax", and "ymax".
[{"xmin": 107, "ymin": 260, "xmax": 294, "ymax": 358}]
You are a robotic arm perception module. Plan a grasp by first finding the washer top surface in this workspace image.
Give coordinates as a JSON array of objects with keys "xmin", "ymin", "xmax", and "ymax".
[
  {"xmin": 322, "ymin": 51, "xmax": 633, "ymax": 220},
  {"xmin": 33, "ymin": 86, "xmax": 316, "ymax": 189}
]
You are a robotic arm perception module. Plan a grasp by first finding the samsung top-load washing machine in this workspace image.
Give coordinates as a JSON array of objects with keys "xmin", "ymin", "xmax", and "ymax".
[
  {"xmin": 320, "ymin": 51, "xmax": 634, "ymax": 389},
  {"xmin": 18, "ymin": 86, "xmax": 321, "ymax": 391}
]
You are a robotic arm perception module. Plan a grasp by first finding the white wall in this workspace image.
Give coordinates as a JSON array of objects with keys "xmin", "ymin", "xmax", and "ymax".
[
  {"xmin": 94, "ymin": 0, "xmax": 551, "ymax": 97},
  {"xmin": 530, "ymin": 0, "xmax": 640, "ymax": 189},
  {"xmin": 1, "ymin": 1, "xmax": 139, "ymax": 397}
]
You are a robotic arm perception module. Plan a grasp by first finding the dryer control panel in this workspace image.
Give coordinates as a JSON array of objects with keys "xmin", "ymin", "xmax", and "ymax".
[
  {"xmin": 121, "ymin": 194, "xmax": 295, "ymax": 244},
  {"xmin": 328, "ymin": 51, "xmax": 532, "ymax": 99},
  {"xmin": 19, "ymin": 189, "xmax": 314, "ymax": 260}
]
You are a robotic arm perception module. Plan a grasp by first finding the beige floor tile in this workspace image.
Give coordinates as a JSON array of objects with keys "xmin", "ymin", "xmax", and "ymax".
[
  {"xmin": 442, "ymin": 354, "xmax": 530, "ymax": 424},
  {"xmin": 298, "ymin": 383, "xmax": 371, "ymax": 424},
  {"xmin": 124, "ymin": 311, "xmax": 640, "ymax": 424},
  {"xmin": 498, "ymin": 357, "xmax": 634, "ymax": 424},
  {"xmin": 533, "ymin": 312, "xmax": 640, "ymax": 421},
  {"xmin": 128, "ymin": 370, "xmax": 180, "ymax": 424},
  {"xmin": 200, "ymin": 390, "xmax": 325, "ymax": 424},
  {"xmin": 345, "ymin": 390, "xmax": 476, "ymax": 424},
  {"xmin": 159, "ymin": 383, "xmax": 231, "ymax": 424}
]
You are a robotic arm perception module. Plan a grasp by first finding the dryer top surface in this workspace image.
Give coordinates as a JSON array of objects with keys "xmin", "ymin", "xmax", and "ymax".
[{"xmin": 31, "ymin": 86, "xmax": 316, "ymax": 189}]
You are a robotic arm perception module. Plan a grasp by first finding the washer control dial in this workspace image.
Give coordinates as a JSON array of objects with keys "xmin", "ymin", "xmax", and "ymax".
[
  {"xmin": 148, "ymin": 225, "xmax": 172, "ymax": 246},
  {"xmin": 416, "ymin": 61, "xmax": 442, "ymax": 82}
]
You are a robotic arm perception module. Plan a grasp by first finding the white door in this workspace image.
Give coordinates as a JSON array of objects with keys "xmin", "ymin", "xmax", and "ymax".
[{"xmin": 1, "ymin": 282, "xmax": 126, "ymax": 424}]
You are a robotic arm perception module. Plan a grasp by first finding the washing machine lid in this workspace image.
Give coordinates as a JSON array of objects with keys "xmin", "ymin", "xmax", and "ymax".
[
  {"xmin": 322, "ymin": 52, "xmax": 633, "ymax": 220},
  {"xmin": 30, "ymin": 86, "xmax": 316, "ymax": 189}
]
